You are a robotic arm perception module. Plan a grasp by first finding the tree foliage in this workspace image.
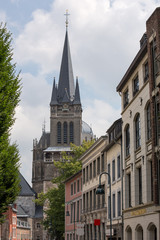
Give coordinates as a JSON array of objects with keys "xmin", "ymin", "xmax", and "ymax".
[
  {"xmin": 0, "ymin": 23, "xmax": 21, "ymax": 221},
  {"xmin": 36, "ymin": 140, "xmax": 94, "ymax": 239},
  {"xmin": 53, "ymin": 140, "xmax": 95, "ymax": 183}
]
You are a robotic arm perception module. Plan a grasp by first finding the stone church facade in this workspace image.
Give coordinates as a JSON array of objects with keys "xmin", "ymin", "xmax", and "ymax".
[{"xmin": 32, "ymin": 25, "xmax": 93, "ymax": 240}]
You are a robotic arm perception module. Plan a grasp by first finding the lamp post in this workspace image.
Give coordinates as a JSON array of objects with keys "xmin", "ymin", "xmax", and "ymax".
[
  {"xmin": 96, "ymin": 172, "xmax": 112, "ymax": 240},
  {"xmin": 66, "ymin": 202, "xmax": 76, "ymax": 240}
]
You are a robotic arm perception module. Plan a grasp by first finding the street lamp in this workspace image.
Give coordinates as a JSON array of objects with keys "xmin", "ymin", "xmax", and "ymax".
[
  {"xmin": 96, "ymin": 172, "xmax": 112, "ymax": 240},
  {"xmin": 66, "ymin": 202, "xmax": 76, "ymax": 240}
]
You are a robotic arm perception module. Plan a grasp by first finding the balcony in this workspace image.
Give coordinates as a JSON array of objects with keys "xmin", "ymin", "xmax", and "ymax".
[
  {"xmin": 82, "ymin": 203, "xmax": 107, "ymax": 214},
  {"xmin": 17, "ymin": 220, "xmax": 31, "ymax": 229}
]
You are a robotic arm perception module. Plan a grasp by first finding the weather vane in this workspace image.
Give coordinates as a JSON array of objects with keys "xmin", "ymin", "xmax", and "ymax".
[{"xmin": 64, "ymin": 9, "xmax": 70, "ymax": 29}]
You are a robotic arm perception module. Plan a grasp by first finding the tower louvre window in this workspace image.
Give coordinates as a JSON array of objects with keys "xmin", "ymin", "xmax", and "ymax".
[
  {"xmin": 69, "ymin": 122, "xmax": 74, "ymax": 143},
  {"xmin": 63, "ymin": 122, "xmax": 68, "ymax": 144},
  {"xmin": 57, "ymin": 122, "xmax": 61, "ymax": 144}
]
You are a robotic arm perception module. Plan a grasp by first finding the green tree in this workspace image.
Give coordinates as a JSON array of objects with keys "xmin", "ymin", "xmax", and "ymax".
[
  {"xmin": 0, "ymin": 23, "xmax": 21, "ymax": 221},
  {"xmin": 36, "ymin": 140, "xmax": 94, "ymax": 239}
]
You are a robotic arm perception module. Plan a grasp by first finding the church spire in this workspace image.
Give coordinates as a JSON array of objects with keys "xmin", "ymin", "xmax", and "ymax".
[
  {"xmin": 74, "ymin": 77, "xmax": 81, "ymax": 104},
  {"xmin": 57, "ymin": 15, "xmax": 75, "ymax": 103},
  {"xmin": 50, "ymin": 77, "xmax": 58, "ymax": 105}
]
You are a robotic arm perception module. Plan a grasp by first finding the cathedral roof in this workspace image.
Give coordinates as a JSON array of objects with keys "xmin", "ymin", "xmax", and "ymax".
[
  {"xmin": 50, "ymin": 28, "xmax": 81, "ymax": 106},
  {"xmin": 73, "ymin": 78, "xmax": 81, "ymax": 104},
  {"xmin": 57, "ymin": 30, "xmax": 75, "ymax": 102},
  {"xmin": 19, "ymin": 172, "xmax": 36, "ymax": 196},
  {"xmin": 82, "ymin": 121, "xmax": 93, "ymax": 135}
]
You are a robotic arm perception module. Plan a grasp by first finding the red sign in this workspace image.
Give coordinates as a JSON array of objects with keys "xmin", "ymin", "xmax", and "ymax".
[{"xmin": 94, "ymin": 219, "xmax": 100, "ymax": 226}]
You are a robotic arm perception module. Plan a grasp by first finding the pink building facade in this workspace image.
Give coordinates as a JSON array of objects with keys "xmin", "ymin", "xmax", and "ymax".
[{"xmin": 65, "ymin": 170, "xmax": 83, "ymax": 240}]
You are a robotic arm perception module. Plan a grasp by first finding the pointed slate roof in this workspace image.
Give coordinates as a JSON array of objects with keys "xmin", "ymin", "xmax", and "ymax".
[
  {"xmin": 73, "ymin": 78, "xmax": 81, "ymax": 104},
  {"xmin": 50, "ymin": 78, "xmax": 58, "ymax": 105},
  {"xmin": 19, "ymin": 172, "xmax": 36, "ymax": 196},
  {"xmin": 57, "ymin": 30, "xmax": 75, "ymax": 102}
]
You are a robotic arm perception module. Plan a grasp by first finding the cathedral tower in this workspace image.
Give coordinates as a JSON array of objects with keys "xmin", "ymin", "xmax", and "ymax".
[{"xmin": 50, "ymin": 29, "xmax": 82, "ymax": 147}]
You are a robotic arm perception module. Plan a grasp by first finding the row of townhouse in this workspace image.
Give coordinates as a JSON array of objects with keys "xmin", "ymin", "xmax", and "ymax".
[{"xmin": 65, "ymin": 7, "xmax": 160, "ymax": 240}]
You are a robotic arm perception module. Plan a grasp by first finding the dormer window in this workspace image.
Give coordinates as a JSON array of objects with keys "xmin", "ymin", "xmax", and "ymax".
[
  {"xmin": 123, "ymin": 89, "xmax": 129, "ymax": 109},
  {"xmin": 133, "ymin": 75, "xmax": 139, "ymax": 96}
]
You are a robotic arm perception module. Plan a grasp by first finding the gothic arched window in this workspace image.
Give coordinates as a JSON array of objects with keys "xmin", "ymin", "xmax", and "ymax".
[
  {"xmin": 70, "ymin": 122, "xmax": 74, "ymax": 143},
  {"xmin": 63, "ymin": 122, "xmax": 68, "ymax": 144},
  {"xmin": 57, "ymin": 122, "xmax": 61, "ymax": 144}
]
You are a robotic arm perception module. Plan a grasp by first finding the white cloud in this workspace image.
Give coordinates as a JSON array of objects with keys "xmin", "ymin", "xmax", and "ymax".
[
  {"xmin": 0, "ymin": 10, "xmax": 7, "ymax": 22},
  {"xmin": 8, "ymin": 0, "xmax": 160, "ymax": 183},
  {"xmin": 83, "ymin": 99, "xmax": 121, "ymax": 138}
]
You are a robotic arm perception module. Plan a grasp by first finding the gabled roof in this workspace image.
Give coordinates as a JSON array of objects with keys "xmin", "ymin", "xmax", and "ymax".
[
  {"xmin": 57, "ymin": 30, "xmax": 75, "ymax": 102},
  {"xmin": 19, "ymin": 172, "xmax": 36, "ymax": 196}
]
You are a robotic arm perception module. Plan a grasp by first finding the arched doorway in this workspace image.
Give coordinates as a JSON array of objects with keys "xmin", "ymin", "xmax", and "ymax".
[
  {"xmin": 125, "ymin": 225, "xmax": 132, "ymax": 240},
  {"xmin": 147, "ymin": 222, "xmax": 157, "ymax": 240},
  {"xmin": 135, "ymin": 224, "xmax": 143, "ymax": 240}
]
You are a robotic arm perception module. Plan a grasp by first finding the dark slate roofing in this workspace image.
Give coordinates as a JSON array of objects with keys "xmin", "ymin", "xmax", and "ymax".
[
  {"xmin": 73, "ymin": 78, "xmax": 81, "ymax": 104},
  {"xmin": 19, "ymin": 172, "xmax": 36, "ymax": 196},
  {"xmin": 17, "ymin": 204, "xmax": 28, "ymax": 217},
  {"xmin": 34, "ymin": 205, "xmax": 43, "ymax": 218},
  {"xmin": 50, "ymin": 78, "xmax": 58, "ymax": 105},
  {"xmin": 37, "ymin": 131, "xmax": 50, "ymax": 149},
  {"xmin": 57, "ymin": 30, "xmax": 75, "ymax": 102}
]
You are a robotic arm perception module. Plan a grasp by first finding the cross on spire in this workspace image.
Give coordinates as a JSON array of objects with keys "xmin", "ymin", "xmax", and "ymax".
[{"xmin": 64, "ymin": 10, "xmax": 70, "ymax": 30}]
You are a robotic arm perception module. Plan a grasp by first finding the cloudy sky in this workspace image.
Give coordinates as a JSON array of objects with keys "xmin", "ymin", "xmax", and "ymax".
[{"xmin": 1, "ymin": 0, "xmax": 160, "ymax": 184}]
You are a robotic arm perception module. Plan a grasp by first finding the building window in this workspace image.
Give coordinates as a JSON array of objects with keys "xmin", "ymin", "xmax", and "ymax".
[
  {"xmin": 81, "ymin": 177, "xmax": 82, "ymax": 191},
  {"xmin": 83, "ymin": 194, "xmax": 85, "ymax": 213},
  {"xmin": 90, "ymin": 163, "xmax": 92, "ymax": 180},
  {"xmin": 112, "ymin": 159, "xmax": 115, "ymax": 182},
  {"xmin": 86, "ymin": 166, "xmax": 89, "ymax": 182},
  {"xmin": 86, "ymin": 192, "xmax": 89, "ymax": 211},
  {"xmin": 138, "ymin": 167, "xmax": 142, "ymax": 204},
  {"xmin": 93, "ymin": 160, "xmax": 96, "ymax": 178},
  {"xmin": 71, "ymin": 184, "xmax": 73, "ymax": 195},
  {"xmin": 97, "ymin": 157, "xmax": 100, "ymax": 175},
  {"xmin": 117, "ymin": 155, "xmax": 121, "ymax": 179},
  {"xmin": 133, "ymin": 75, "xmax": 139, "ymax": 96},
  {"xmin": 69, "ymin": 122, "xmax": 74, "ymax": 143},
  {"xmin": 37, "ymin": 223, "xmax": 41, "ymax": 229},
  {"xmin": 108, "ymin": 195, "xmax": 111, "ymax": 219},
  {"xmin": 146, "ymin": 103, "xmax": 151, "ymax": 140},
  {"xmin": 63, "ymin": 122, "xmax": 68, "ymax": 144},
  {"xmin": 77, "ymin": 179, "xmax": 80, "ymax": 192},
  {"xmin": 144, "ymin": 61, "xmax": 149, "ymax": 82},
  {"xmin": 83, "ymin": 168, "xmax": 85, "ymax": 184},
  {"xmin": 102, "ymin": 184, "xmax": 105, "ymax": 207},
  {"xmin": 128, "ymin": 173, "xmax": 131, "ymax": 207},
  {"xmin": 57, "ymin": 122, "xmax": 61, "ymax": 144},
  {"xmin": 135, "ymin": 114, "xmax": 141, "ymax": 149},
  {"xmin": 108, "ymin": 163, "xmax": 110, "ymax": 184},
  {"xmin": 77, "ymin": 201, "xmax": 79, "ymax": 222},
  {"xmin": 123, "ymin": 88, "xmax": 129, "ymax": 108},
  {"xmin": 113, "ymin": 193, "xmax": 115, "ymax": 218},
  {"xmin": 93, "ymin": 189, "xmax": 96, "ymax": 210},
  {"xmin": 74, "ymin": 181, "xmax": 76, "ymax": 194},
  {"xmin": 117, "ymin": 191, "xmax": 121, "ymax": 217},
  {"xmin": 36, "ymin": 236, "xmax": 40, "ymax": 240},
  {"xmin": 101, "ymin": 154, "xmax": 104, "ymax": 172},
  {"xmin": 125, "ymin": 124, "xmax": 130, "ymax": 157},
  {"xmin": 90, "ymin": 190, "xmax": 92, "ymax": 211},
  {"xmin": 67, "ymin": 234, "xmax": 69, "ymax": 240}
]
